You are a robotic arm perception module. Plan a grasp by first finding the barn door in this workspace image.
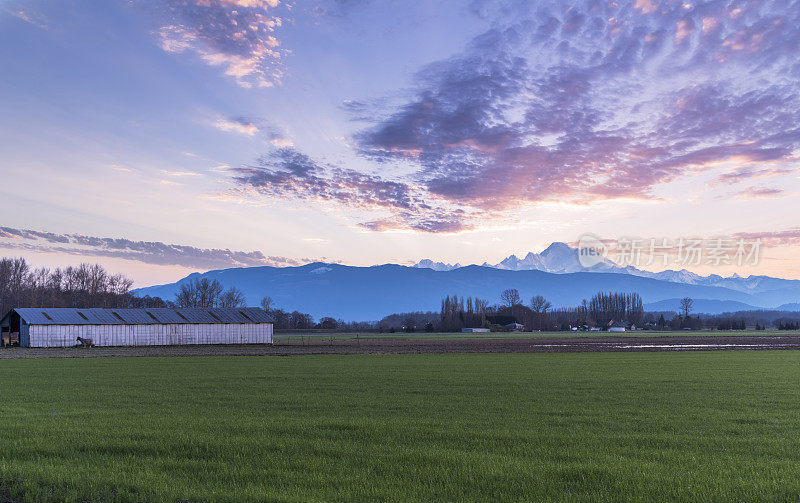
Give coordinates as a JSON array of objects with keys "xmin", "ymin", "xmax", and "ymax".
[{"xmin": 19, "ymin": 325, "xmax": 29, "ymax": 347}]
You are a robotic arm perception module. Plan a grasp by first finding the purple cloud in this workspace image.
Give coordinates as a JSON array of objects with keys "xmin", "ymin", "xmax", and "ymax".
[
  {"xmin": 144, "ymin": 0, "xmax": 286, "ymax": 88},
  {"xmin": 214, "ymin": 0, "xmax": 800, "ymax": 233},
  {"xmin": 231, "ymin": 148, "xmax": 415, "ymax": 209},
  {"xmin": 349, "ymin": 0, "xmax": 800, "ymax": 222},
  {"xmin": 733, "ymin": 186, "xmax": 785, "ymax": 200},
  {"xmin": 0, "ymin": 226, "xmax": 331, "ymax": 269},
  {"xmin": 735, "ymin": 227, "xmax": 800, "ymax": 247},
  {"xmin": 230, "ymin": 148, "xmax": 476, "ymax": 232},
  {"xmin": 713, "ymin": 165, "xmax": 793, "ymax": 185}
]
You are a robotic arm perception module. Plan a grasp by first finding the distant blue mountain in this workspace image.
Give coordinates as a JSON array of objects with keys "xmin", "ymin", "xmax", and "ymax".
[
  {"xmin": 643, "ymin": 299, "xmax": 763, "ymax": 314},
  {"xmin": 416, "ymin": 242, "xmax": 800, "ymax": 304},
  {"xmin": 132, "ymin": 262, "xmax": 790, "ymax": 321}
]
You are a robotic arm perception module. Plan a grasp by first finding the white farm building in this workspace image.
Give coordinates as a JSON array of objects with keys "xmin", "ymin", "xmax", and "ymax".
[{"xmin": 0, "ymin": 307, "xmax": 273, "ymax": 348}]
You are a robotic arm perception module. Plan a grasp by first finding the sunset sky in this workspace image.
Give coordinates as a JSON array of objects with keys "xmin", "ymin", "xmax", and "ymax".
[{"xmin": 1, "ymin": 0, "xmax": 799, "ymax": 285}]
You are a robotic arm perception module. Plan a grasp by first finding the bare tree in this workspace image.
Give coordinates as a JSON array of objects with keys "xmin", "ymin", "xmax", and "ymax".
[
  {"xmin": 175, "ymin": 278, "xmax": 224, "ymax": 308},
  {"xmin": 586, "ymin": 291, "xmax": 644, "ymax": 327},
  {"xmin": 500, "ymin": 289, "xmax": 521, "ymax": 308},
  {"xmin": 260, "ymin": 296, "xmax": 274, "ymax": 311},
  {"xmin": 318, "ymin": 317, "xmax": 338, "ymax": 330},
  {"xmin": 530, "ymin": 295, "xmax": 552, "ymax": 314},
  {"xmin": 680, "ymin": 297, "xmax": 694, "ymax": 318},
  {"xmin": 0, "ymin": 257, "xmax": 145, "ymax": 316},
  {"xmin": 219, "ymin": 286, "xmax": 247, "ymax": 308},
  {"xmin": 530, "ymin": 295, "xmax": 553, "ymax": 331},
  {"xmin": 500, "ymin": 288, "xmax": 522, "ymax": 323},
  {"xmin": 439, "ymin": 295, "xmax": 488, "ymax": 331},
  {"xmin": 289, "ymin": 311, "xmax": 314, "ymax": 329},
  {"xmin": 197, "ymin": 278, "xmax": 223, "ymax": 308},
  {"xmin": 174, "ymin": 281, "xmax": 197, "ymax": 308}
]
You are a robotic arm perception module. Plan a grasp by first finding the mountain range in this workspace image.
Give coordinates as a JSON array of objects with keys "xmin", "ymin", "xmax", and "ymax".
[
  {"xmin": 132, "ymin": 243, "xmax": 800, "ymax": 320},
  {"xmin": 415, "ymin": 242, "xmax": 800, "ymax": 297}
]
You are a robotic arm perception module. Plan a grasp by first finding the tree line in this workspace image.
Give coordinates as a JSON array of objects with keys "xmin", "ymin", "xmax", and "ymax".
[
  {"xmin": 440, "ymin": 295, "xmax": 489, "ymax": 331},
  {"xmin": 4, "ymin": 255, "xmax": 800, "ymax": 332},
  {"xmin": 0, "ymin": 257, "xmax": 138, "ymax": 316},
  {"xmin": 427, "ymin": 290, "xmax": 711, "ymax": 332},
  {"xmin": 174, "ymin": 278, "xmax": 247, "ymax": 308},
  {"xmin": 0, "ymin": 257, "xmax": 331, "ymax": 330}
]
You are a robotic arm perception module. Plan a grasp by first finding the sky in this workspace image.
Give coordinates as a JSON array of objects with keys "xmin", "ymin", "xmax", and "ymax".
[{"xmin": 1, "ymin": 0, "xmax": 799, "ymax": 286}]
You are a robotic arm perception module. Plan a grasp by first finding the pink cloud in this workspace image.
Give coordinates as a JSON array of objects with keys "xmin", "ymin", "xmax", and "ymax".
[
  {"xmin": 152, "ymin": 0, "xmax": 286, "ymax": 88},
  {"xmin": 733, "ymin": 187, "xmax": 784, "ymax": 200}
]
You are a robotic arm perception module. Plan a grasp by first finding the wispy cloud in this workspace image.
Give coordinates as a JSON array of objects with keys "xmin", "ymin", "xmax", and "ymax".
[
  {"xmin": 213, "ymin": 116, "xmax": 260, "ymax": 136},
  {"xmin": 713, "ymin": 165, "xmax": 794, "ymax": 185},
  {"xmin": 212, "ymin": 115, "xmax": 293, "ymax": 147},
  {"xmin": 2, "ymin": 4, "xmax": 49, "ymax": 29},
  {"xmin": 229, "ymin": 147, "xmax": 481, "ymax": 232},
  {"xmin": 735, "ymin": 227, "xmax": 800, "ymax": 247},
  {"xmin": 0, "ymin": 226, "xmax": 329, "ymax": 269},
  {"xmin": 161, "ymin": 169, "xmax": 203, "ymax": 177},
  {"xmin": 147, "ymin": 0, "xmax": 286, "ymax": 88},
  {"xmin": 733, "ymin": 186, "xmax": 785, "ymax": 200}
]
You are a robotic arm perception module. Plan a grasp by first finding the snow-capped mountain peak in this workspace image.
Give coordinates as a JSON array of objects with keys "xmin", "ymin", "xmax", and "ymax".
[
  {"xmin": 413, "ymin": 259, "xmax": 462, "ymax": 272},
  {"xmin": 416, "ymin": 242, "xmax": 617, "ymax": 274},
  {"xmin": 412, "ymin": 242, "xmax": 798, "ymax": 295}
]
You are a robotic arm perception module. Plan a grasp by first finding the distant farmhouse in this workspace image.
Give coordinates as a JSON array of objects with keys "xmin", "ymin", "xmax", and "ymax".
[
  {"xmin": 1, "ymin": 308, "xmax": 273, "ymax": 348},
  {"xmin": 608, "ymin": 322, "xmax": 627, "ymax": 333},
  {"xmin": 462, "ymin": 328, "xmax": 491, "ymax": 333}
]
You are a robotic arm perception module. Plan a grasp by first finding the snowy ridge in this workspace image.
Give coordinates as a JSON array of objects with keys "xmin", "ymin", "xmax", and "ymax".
[{"xmin": 414, "ymin": 242, "xmax": 800, "ymax": 296}]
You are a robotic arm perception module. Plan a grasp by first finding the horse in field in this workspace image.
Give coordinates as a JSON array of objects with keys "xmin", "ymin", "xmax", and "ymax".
[{"xmin": 76, "ymin": 336, "xmax": 95, "ymax": 348}]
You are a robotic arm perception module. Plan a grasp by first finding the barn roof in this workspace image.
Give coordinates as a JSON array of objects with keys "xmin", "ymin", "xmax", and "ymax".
[{"xmin": 9, "ymin": 307, "xmax": 274, "ymax": 325}]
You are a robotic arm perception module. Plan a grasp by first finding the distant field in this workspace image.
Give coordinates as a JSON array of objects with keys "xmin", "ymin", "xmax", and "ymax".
[
  {"xmin": 3, "ymin": 352, "xmax": 800, "ymax": 501},
  {"xmin": 273, "ymin": 329, "xmax": 788, "ymax": 343}
]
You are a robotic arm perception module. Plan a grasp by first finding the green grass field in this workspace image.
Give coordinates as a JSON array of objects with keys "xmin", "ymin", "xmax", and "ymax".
[
  {"xmin": 273, "ymin": 329, "xmax": 787, "ymax": 343},
  {"xmin": 2, "ymin": 352, "xmax": 800, "ymax": 501}
]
